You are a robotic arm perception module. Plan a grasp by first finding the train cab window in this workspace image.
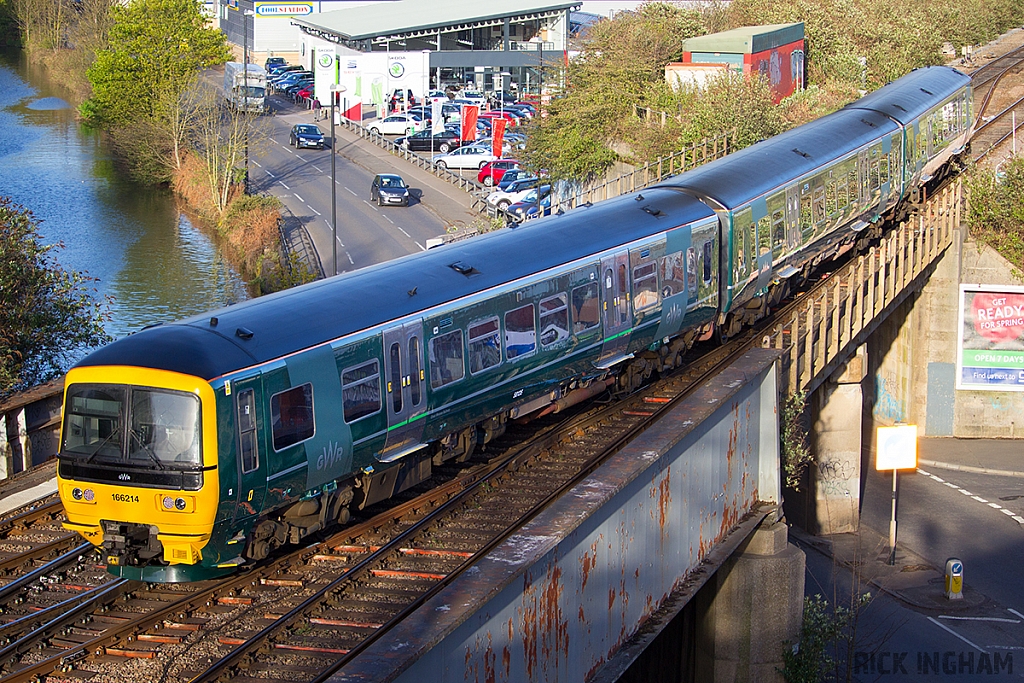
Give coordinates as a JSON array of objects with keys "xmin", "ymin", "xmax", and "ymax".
[
  {"xmin": 632, "ymin": 262, "xmax": 658, "ymax": 311},
  {"xmin": 408, "ymin": 338, "xmax": 422, "ymax": 407},
  {"xmin": 429, "ymin": 330, "xmax": 465, "ymax": 389},
  {"xmin": 342, "ymin": 360, "xmax": 381, "ymax": 422},
  {"xmin": 505, "ymin": 304, "xmax": 536, "ymax": 360},
  {"xmin": 129, "ymin": 389, "xmax": 201, "ymax": 466},
  {"xmin": 468, "ymin": 317, "xmax": 501, "ymax": 373},
  {"xmin": 659, "ymin": 252, "xmax": 685, "ymax": 297},
  {"xmin": 271, "ymin": 383, "xmax": 314, "ymax": 452},
  {"xmin": 237, "ymin": 389, "xmax": 258, "ymax": 473},
  {"xmin": 539, "ymin": 294, "xmax": 569, "ymax": 347},
  {"xmin": 388, "ymin": 343, "xmax": 403, "ymax": 414},
  {"xmin": 571, "ymin": 282, "xmax": 600, "ymax": 334},
  {"xmin": 61, "ymin": 385, "xmax": 125, "ymax": 460}
]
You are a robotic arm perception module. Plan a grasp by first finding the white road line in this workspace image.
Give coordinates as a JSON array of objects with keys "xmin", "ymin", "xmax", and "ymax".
[
  {"xmin": 931, "ymin": 475, "xmax": 945, "ymax": 483},
  {"xmin": 384, "ymin": 215, "xmax": 394, "ymax": 224},
  {"xmin": 397, "ymin": 227, "xmax": 411, "ymax": 237},
  {"xmin": 959, "ymin": 489, "xmax": 973, "ymax": 496},
  {"xmin": 1001, "ymin": 508, "xmax": 1015, "ymax": 516},
  {"xmin": 926, "ymin": 616, "xmax": 987, "ymax": 653},
  {"xmin": 312, "ymin": 165, "xmax": 324, "ymax": 173},
  {"xmin": 252, "ymin": 160, "xmax": 262, "ymax": 168},
  {"xmin": 938, "ymin": 615, "xmax": 1021, "ymax": 623},
  {"xmin": 1013, "ymin": 516, "xmax": 1024, "ymax": 524},
  {"xmin": 347, "ymin": 252, "xmax": 354, "ymax": 265},
  {"xmin": 265, "ymin": 170, "xmax": 276, "ymax": 178},
  {"xmin": 989, "ymin": 503, "xmax": 1003, "ymax": 509},
  {"xmin": 364, "ymin": 200, "xmax": 378, "ymax": 211},
  {"xmin": 917, "ymin": 469, "xmax": 931, "ymax": 476},
  {"xmin": 943, "ymin": 482, "xmax": 959, "ymax": 489},
  {"xmin": 1008, "ymin": 608, "xmax": 1024, "ymax": 620},
  {"xmin": 309, "ymin": 207, "xmax": 321, "ymax": 216},
  {"xmin": 294, "ymin": 193, "xmax": 305, "ymax": 202},
  {"xmin": 344, "ymin": 187, "xmax": 357, "ymax": 196},
  {"xmin": 973, "ymin": 496, "xmax": 988, "ymax": 503},
  {"xmin": 280, "ymin": 181, "xmax": 290, "ymax": 190},
  {"xmin": 415, "ymin": 241, "xmax": 425, "ymax": 251},
  {"xmin": 990, "ymin": 645, "xmax": 1024, "ymax": 650}
]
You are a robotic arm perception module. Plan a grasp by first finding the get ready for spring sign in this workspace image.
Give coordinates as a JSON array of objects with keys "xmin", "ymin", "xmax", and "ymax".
[{"xmin": 956, "ymin": 284, "xmax": 1024, "ymax": 391}]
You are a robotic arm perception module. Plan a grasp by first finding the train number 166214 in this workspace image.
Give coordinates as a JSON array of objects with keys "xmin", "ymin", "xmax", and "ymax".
[{"xmin": 112, "ymin": 493, "xmax": 140, "ymax": 503}]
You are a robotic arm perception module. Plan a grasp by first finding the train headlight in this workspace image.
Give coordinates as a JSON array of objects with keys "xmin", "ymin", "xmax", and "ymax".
[
  {"xmin": 72, "ymin": 488, "xmax": 83, "ymax": 501},
  {"xmin": 174, "ymin": 497, "xmax": 187, "ymax": 511},
  {"xmin": 83, "ymin": 489, "xmax": 95, "ymax": 502},
  {"xmin": 162, "ymin": 496, "xmax": 175, "ymax": 510}
]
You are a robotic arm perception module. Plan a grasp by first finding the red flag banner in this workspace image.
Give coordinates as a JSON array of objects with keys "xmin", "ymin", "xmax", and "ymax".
[
  {"xmin": 461, "ymin": 105, "xmax": 479, "ymax": 142},
  {"xmin": 491, "ymin": 118, "xmax": 506, "ymax": 159}
]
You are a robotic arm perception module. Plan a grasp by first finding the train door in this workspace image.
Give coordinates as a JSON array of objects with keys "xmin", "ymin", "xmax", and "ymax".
[
  {"xmin": 378, "ymin": 321, "xmax": 427, "ymax": 462},
  {"xmin": 597, "ymin": 251, "xmax": 632, "ymax": 367},
  {"xmin": 230, "ymin": 375, "xmax": 267, "ymax": 525},
  {"xmin": 785, "ymin": 186, "xmax": 801, "ymax": 252}
]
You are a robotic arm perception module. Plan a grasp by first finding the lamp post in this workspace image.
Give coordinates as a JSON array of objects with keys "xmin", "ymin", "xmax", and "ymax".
[
  {"xmin": 242, "ymin": 9, "xmax": 254, "ymax": 194},
  {"xmin": 329, "ymin": 81, "xmax": 346, "ymax": 276}
]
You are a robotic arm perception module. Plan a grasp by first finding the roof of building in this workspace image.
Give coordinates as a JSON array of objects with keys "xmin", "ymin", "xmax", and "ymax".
[
  {"xmin": 681, "ymin": 23, "xmax": 804, "ymax": 55},
  {"xmin": 293, "ymin": 0, "xmax": 580, "ymax": 42}
]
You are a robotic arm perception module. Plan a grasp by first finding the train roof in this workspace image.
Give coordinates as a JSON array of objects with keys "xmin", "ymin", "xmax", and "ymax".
[
  {"xmin": 657, "ymin": 107, "xmax": 898, "ymax": 210},
  {"xmin": 845, "ymin": 66, "xmax": 971, "ymax": 124},
  {"xmin": 75, "ymin": 189, "xmax": 716, "ymax": 381}
]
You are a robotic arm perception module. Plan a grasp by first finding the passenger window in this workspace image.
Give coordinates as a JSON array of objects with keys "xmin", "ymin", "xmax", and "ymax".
[
  {"xmin": 237, "ymin": 388, "xmax": 257, "ymax": 473},
  {"xmin": 826, "ymin": 182, "xmax": 838, "ymax": 215},
  {"xmin": 659, "ymin": 252, "xmax": 685, "ymax": 297},
  {"xmin": 572, "ymin": 282, "xmax": 600, "ymax": 334},
  {"xmin": 632, "ymin": 262, "xmax": 658, "ymax": 311},
  {"xmin": 771, "ymin": 210, "xmax": 786, "ymax": 254},
  {"xmin": 812, "ymin": 187, "xmax": 825, "ymax": 224},
  {"xmin": 505, "ymin": 304, "xmax": 536, "ymax": 360},
  {"xmin": 388, "ymin": 343, "xmax": 403, "ymax": 414},
  {"xmin": 408, "ymin": 337, "xmax": 421, "ymax": 407},
  {"xmin": 429, "ymin": 330, "xmax": 464, "ymax": 389},
  {"xmin": 539, "ymin": 294, "xmax": 569, "ymax": 347},
  {"xmin": 702, "ymin": 241, "xmax": 713, "ymax": 284},
  {"xmin": 468, "ymin": 317, "xmax": 501, "ymax": 374},
  {"xmin": 271, "ymin": 383, "xmax": 314, "ymax": 452},
  {"xmin": 342, "ymin": 360, "xmax": 380, "ymax": 422},
  {"xmin": 800, "ymin": 191, "xmax": 813, "ymax": 232}
]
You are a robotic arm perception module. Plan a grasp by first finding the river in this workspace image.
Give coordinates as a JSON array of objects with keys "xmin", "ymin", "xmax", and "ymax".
[{"xmin": 0, "ymin": 48, "xmax": 249, "ymax": 346}]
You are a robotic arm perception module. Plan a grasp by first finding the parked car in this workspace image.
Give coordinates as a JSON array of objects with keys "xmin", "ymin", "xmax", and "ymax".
[
  {"xmin": 283, "ymin": 80, "xmax": 314, "ymax": 96},
  {"xmin": 289, "ymin": 124, "xmax": 325, "ymax": 150},
  {"xmin": 432, "ymin": 145, "xmax": 497, "ymax": 170},
  {"xmin": 426, "ymin": 90, "xmax": 449, "ymax": 104},
  {"xmin": 496, "ymin": 168, "xmax": 535, "ymax": 189},
  {"xmin": 457, "ymin": 90, "xmax": 486, "ymax": 107},
  {"xmin": 489, "ymin": 92, "xmax": 517, "ymax": 108},
  {"xmin": 486, "ymin": 178, "xmax": 544, "ymax": 212},
  {"xmin": 396, "ymin": 129, "xmax": 463, "ymax": 153},
  {"xmin": 506, "ymin": 188, "xmax": 552, "ymax": 222},
  {"xmin": 265, "ymin": 57, "xmax": 287, "ymax": 71},
  {"xmin": 268, "ymin": 64, "xmax": 301, "ymax": 76},
  {"xmin": 477, "ymin": 159, "xmax": 520, "ymax": 186},
  {"xmin": 272, "ymin": 72, "xmax": 313, "ymax": 90},
  {"xmin": 369, "ymin": 113, "xmax": 425, "ymax": 136},
  {"xmin": 479, "ymin": 110, "xmax": 518, "ymax": 127},
  {"xmin": 475, "ymin": 137, "xmax": 519, "ymax": 157},
  {"xmin": 271, "ymin": 69, "xmax": 311, "ymax": 85},
  {"xmin": 370, "ymin": 173, "xmax": 410, "ymax": 207}
]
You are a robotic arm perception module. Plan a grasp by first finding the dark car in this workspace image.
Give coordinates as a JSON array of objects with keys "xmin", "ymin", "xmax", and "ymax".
[
  {"xmin": 289, "ymin": 124, "xmax": 325, "ymax": 150},
  {"xmin": 505, "ymin": 187, "xmax": 552, "ymax": 223},
  {"xmin": 396, "ymin": 129, "xmax": 462, "ymax": 153},
  {"xmin": 370, "ymin": 173, "xmax": 410, "ymax": 207},
  {"xmin": 268, "ymin": 64, "xmax": 301, "ymax": 76},
  {"xmin": 496, "ymin": 168, "xmax": 534, "ymax": 190}
]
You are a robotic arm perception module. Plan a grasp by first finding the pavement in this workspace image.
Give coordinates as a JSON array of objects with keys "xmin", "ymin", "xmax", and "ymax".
[{"xmin": 792, "ymin": 437, "xmax": 1022, "ymax": 614}]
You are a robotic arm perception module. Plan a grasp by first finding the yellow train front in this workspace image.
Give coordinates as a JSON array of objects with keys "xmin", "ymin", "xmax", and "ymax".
[{"xmin": 57, "ymin": 364, "xmax": 225, "ymax": 582}]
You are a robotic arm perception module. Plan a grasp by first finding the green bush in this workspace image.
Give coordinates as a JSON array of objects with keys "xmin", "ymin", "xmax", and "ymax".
[{"xmin": 966, "ymin": 158, "xmax": 1024, "ymax": 275}]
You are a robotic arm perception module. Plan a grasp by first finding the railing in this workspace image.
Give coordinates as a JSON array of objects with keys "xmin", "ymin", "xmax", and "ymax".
[
  {"xmin": 762, "ymin": 181, "xmax": 962, "ymax": 396},
  {"xmin": 0, "ymin": 380, "xmax": 63, "ymax": 479},
  {"xmin": 549, "ymin": 130, "xmax": 736, "ymax": 214}
]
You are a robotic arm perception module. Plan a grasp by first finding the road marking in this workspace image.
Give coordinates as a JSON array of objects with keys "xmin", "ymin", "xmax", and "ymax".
[
  {"xmin": 989, "ymin": 503, "xmax": 1003, "ymax": 509},
  {"xmin": 926, "ymin": 617, "xmax": 987, "ymax": 653},
  {"xmin": 345, "ymin": 187, "xmax": 357, "ymax": 196},
  {"xmin": 943, "ymin": 481, "xmax": 959, "ymax": 489},
  {"xmin": 938, "ymin": 615, "xmax": 1021, "ymax": 623},
  {"xmin": 415, "ymin": 241, "xmax": 425, "ymax": 251},
  {"xmin": 1001, "ymin": 508, "xmax": 1015, "ymax": 516},
  {"xmin": 1014, "ymin": 516, "xmax": 1024, "ymax": 524},
  {"xmin": 917, "ymin": 469, "xmax": 931, "ymax": 476},
  {"xmin": 252, "ymin": 160, "xmax": 262, "ymax": 168},
  {"xmin": 294, "ymin": 193, "xmax": 305, "ymax": 202},
  {"xmin": 384, "ymin": 215, "xmax": 394, "ymax": 224},
  {"xmin": 923, "ymin": 473, "xmax": 1022, "ymax": 528},
  {"xmin": 972, "ymin": 496, "xmax": 988, "ymax": 503},
  {"xmin": 931, "ymin": 476, "xmax": 945, "ymax": 483},
  {"xmin": 265, "ymin": 170, "xmax": 276, "ymax": 178},
  {"xmin": 959, "ymin": 489, "xmax": 973, "ymax": 496},
  {"xmin": 346, "ymin": 252, "xmax": 354, "ymax": 265},
  {"xmin": 1008, "ymin": 608, "xmax": 1024, "ymax": 620},
  {"xmin": 397, "ymin": 227, "xmax": 411, "ymax": 238},
  {"xmin": 364, "ymin": 200, "xmax": 378, "ymax": 211},
  {"xmin": 309, "ymin": 206, "xmax": 321, "ymax": 216},
  {"xmin": 990, "ymin": 645, "xmax": 1024, "ymax": 650},
  {"xmin": 280, "ymin": 182, "xmax": 290, "ymax": 190},
  {"xmin": 313, "ymin": 165, "xmax": 324, "ymax": 173}
]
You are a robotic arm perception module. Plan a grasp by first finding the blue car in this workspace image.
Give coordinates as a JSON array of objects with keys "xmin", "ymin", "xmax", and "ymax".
[{"xmin": 290, "ymin": 124, "xmax": 325, "ymax": 150}]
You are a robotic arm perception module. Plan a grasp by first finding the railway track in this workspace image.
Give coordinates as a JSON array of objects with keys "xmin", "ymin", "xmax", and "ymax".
[{"xmin": 968, "ymin": 42, "xmax": 1024, "ymax": 162}]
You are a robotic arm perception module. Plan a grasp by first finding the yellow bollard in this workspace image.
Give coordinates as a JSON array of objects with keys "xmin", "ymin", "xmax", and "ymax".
[{"xmin": 945, "ymin": 558, "xmax": 963, "ymax": 600}]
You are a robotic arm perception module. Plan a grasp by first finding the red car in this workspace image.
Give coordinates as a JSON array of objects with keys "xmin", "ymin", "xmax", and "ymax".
[
  {"xmin": 478, "ymin": 110, "xmax": 517, "ymax": 126},
  {"xmin": 477, "ymin": 159, "xmax": 520, "ymax": 187}
]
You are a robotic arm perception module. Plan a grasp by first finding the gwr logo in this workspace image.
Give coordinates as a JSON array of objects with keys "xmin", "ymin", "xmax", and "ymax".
[
  {"xmin": 118, "ymin": 473, "xmax": 131, "ymax": 481},
  {"xmin": 317, "ymin": 442, "xmax": 344, "ymax": 472}
]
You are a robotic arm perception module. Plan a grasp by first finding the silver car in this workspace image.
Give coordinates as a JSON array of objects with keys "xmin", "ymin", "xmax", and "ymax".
[{"xmin": 432, "ymin": 145, "xmax": 498, "ymax": 170}]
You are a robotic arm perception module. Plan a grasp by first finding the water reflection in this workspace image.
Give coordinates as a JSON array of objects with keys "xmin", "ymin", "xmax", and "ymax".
[{"xmin": 0, "ymin": 48, "xmax": 249, "ymax": 345}]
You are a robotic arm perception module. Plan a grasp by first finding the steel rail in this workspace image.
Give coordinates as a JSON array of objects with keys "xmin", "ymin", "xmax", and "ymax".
[{"xmin": 0, "ymin": 541, "xmax": 93, "ymax": 606}]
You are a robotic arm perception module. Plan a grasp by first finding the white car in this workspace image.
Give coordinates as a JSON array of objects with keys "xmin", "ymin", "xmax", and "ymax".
[
  {"xmin": 426, "ymin": 90, "xmax": 449, "ymax": 104},
  {"xmin": 486, "ymin": 177, "xmax": 544, "ymax": 212},
  {"xmin": 369, "ymin": 114, "xmax": 425, "ymax": 136},
  {"xmin": 457, "ymin": 90, "xmax": 486, "ymax": 107},
  {"xmin": 432, "ymin": 145, "xmax": 498, "ymax": 170}
]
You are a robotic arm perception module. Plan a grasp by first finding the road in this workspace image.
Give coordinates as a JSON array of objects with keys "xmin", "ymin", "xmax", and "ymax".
[{"xmin": 251, "ymin": 94, "xmax": 476, "ymax": 276}]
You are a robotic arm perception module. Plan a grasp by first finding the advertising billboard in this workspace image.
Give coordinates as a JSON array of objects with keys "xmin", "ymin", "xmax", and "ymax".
[{"xmin": 955, "ymin": 284, "xmax": 1024, "ymax": 391}]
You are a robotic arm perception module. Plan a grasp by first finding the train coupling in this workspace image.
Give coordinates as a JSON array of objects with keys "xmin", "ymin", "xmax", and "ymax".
[{"xmin": 100, "ymin": 520, "xmax": 163, "ymax": 567}]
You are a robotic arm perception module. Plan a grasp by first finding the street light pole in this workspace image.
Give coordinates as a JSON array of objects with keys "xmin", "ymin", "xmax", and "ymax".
[
  {"xmin": 329, "ymin": 81, "xmax": 347, "ymax": 277},
  {"xmin": 242, "ymin": 9, "xmax": 254, "ymax": 194}
]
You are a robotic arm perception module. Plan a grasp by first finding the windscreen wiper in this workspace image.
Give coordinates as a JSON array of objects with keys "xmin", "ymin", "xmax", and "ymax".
[{"xmin": 128, "ymin": 428, "xmax": 166, "ymax": 470}]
